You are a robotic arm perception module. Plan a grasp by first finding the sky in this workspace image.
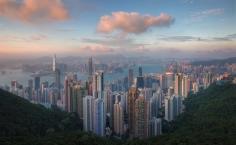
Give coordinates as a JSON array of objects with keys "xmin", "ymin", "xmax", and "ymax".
[{"xmin": 0, "ymin": 0, "xmax": 235, "ymax": 59}]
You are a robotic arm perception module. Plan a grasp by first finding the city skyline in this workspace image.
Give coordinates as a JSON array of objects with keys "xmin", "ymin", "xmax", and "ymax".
[{"xmin": 0, "ymin": 0, "xmax": 235, "ymax": 59}]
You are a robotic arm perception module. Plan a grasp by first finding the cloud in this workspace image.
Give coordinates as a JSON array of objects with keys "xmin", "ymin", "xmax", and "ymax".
[
  {"xmin": 191, "ymin": 8, "xmax": 224, "ymax": 21},
  {"xmin": 0, "ymin": 0, "xmax": 69, "ymax": 23},
  {"xmin": 160, "ymin": 36, "xmax": 203, "ymax": 42},
  {"xmin": 97, "ymin": 11, "xmax": 174, "ymax": 34},
  {"xmin": 80, "ymin": 44, "xmax": 114, "ymax": 53}
]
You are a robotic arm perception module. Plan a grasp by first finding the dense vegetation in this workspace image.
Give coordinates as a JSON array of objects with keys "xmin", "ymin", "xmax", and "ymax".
[{"xmin": 0, "ymin": 82, "xmax": 236, "ymax": 145}]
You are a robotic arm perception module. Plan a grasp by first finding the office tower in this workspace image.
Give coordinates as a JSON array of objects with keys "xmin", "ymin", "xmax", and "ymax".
[
  {"xmin": 127, "ymin": 86, "xmax": 139, "ymax": 137},
  {"xmin": 174, "ymin": 73, "xmax": 183, "ymax": 96},
  {"xmin": 182, "ymin": 75, "xmax": 191, "ymax": 98},
  {"xmin": 113, "ymin": 101, "xmax": 124, "ymax": 136},
  {"xmin": 149, "ymin": 117, "xmax": 162, "ymax": 137},
  {"xmin": 92, "ymin": 71, "xmax": 104, "ymax": 99},
  {"xmin": 88, "ymin": 57, "xmax": 93, "ymax": 76},
  {"xmin": 134, "ymin": 94, "xmax": 149, "ymax": 139},
  {"xmin": 34, "ymin": 76, "xmax": 40, "ymax": 91},
  {"xmin": 53, "ymin": 54, "xmax": 56, "ymax": 72},
  {"xmin": 128, "ymin": 69, "xmax": 134, "ymax": 87},
  {"xmin": 138, "ymin": 66, "xmax": 142, "ymax": 76},
  {"xmin": 83, "ymin": 96, "xmax": 94, "ymax": 132},
  {"xmin": 136, "ymin": 66, "xmax": 144, "ymax": 88},
  {"xmin": 93, "ymin": 98, "xmax": 105, "ymax": 136}
]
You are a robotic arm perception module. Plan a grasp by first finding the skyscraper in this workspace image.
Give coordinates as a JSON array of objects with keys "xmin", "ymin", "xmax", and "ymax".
[
  {"xmin": 34, "ymin": 76, "xmax": 40, "ymax": 91},
  {"xmin": 138, "ymin": 66, "xmax": 142, "ymax": 76},
  {"xmin": 88, "ymin": 57, "xmax": 93, "ymax": 76},
  {"xmin": 174, "ymin": 73, "xmax": 183, "ymax": 96},
  {"xmin": 93, "ymin": 98, "xmax": 105, "ymax": 136},
  {"xmin": 83, "ymin": 95, "xmax": 94, "ymax": 132},
  {"xmin": 136, "ymin": 66, "xmax": 144, "ymax": 88},
  {"xmin": 128, "ymin": 69, "xmax": 134, "ymax": 87},
  {"xmin": 134, "ymin": 94, "xmax": 149, "ymax": 138},
  {"xmin": 182, "ymin": 75, "xmax": 191, "ymax": 98},
  {"xmin": 127, "ymin": 86, "xmax": 139, "ymax": 137},
  {"xmin": 92, "ymin": 71, "xmax": 104, "ymax": 99},
  {"xmin": 113, "ymin": 101, "xmax": 124, "ymax": 136},
  {"xmin": 53, "ymin": 54, "xmax": 56, "ymax": 72}
]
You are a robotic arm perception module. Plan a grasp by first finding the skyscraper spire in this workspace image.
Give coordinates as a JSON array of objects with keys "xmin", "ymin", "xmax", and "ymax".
[{"xmin": 53, "ymin": 54, "xmax": 56, "ymax": 72}]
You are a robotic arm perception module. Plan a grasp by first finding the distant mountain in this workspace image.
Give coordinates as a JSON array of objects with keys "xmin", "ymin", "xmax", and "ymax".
[
  {"xmin": 192, "ymin": 57, "xmax": 236, "ymax": 66},
  {"xmin": 0, "ymin": 82, "xmax": 236, "ymax": 145}
]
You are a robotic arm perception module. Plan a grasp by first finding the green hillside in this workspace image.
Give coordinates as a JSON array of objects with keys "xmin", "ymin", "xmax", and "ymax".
[{"xmin": 0, "ymin": 82, "xmax": 236, "ymax": 145}]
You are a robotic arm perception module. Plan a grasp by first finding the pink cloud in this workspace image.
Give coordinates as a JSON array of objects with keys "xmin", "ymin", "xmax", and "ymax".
[
  {"xmin": 97, "ymin": 11, "xmax": 174, "ymax": 34},
  {"xmin": 81, "ymin": 44, "xmax": 114, "ymax": 53},
  {"xmin": 0, "ymin": 0, "xmax": 69, "ymax": 23}
]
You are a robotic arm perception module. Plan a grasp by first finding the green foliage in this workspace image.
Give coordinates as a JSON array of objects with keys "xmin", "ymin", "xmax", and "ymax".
[{"xmin": 0, "ymin": 83, "xmax": 236, "ymax": 145}]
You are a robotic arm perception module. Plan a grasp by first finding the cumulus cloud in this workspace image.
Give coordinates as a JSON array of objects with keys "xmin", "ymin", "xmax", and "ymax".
[
  {"xmin": 97, "ymin": 11, "xmax": 174, "ymax": 34},
  {"xmin": 0, "ymin": 0, "xmax": 69, "ymax": 23}
]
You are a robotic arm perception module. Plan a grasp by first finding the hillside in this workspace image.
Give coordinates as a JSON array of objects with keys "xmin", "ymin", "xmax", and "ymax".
[{"xmin": 0, "ymin": 82, "xmax": 236, "ymax": 145}]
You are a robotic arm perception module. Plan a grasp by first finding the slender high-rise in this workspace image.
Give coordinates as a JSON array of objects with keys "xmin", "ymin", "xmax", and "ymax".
[
  {"xmin": 113, "ymin": 101, "xmax": 124, "ymax": 136},
  {"xmin": 128, "ymin": 69, "xmax": 134, "ymax": 87},
  {"xmin": 92, "ymin": 71, "xmax": 104, "ymax": 99},
  {"xmin": 88, "ymin": 57, "xmax": 93, "ymax": 76},
  {"xmin": 127, "ymin": 86, "xmax": 139, "ymax": 137},
  {"xmin": 53, "ymin": 54, "xmax": 56, "ymax": 72},
  {"xmin": 134, "ymin": 94, "xmax": 149, "ymax": 138},
  {"xmin": 83, "ymin": 95, "xmax": 94, "ymax": 132}
]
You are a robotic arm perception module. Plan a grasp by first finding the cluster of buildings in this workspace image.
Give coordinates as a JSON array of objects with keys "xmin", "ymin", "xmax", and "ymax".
[{"xmin": 2, "ymin": 56, "xmax": 235, "ymax": 139}]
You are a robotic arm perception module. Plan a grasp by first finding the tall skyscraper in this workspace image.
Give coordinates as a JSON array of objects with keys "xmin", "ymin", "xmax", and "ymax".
[
  {"xmin": 93, "ymin": 98, "xmax": 105, "ymax": 136},
  {"xmin": 92, "ymin": 71, "xmax": 104, "ymax": 99},
  {"xmin": 128, "ymin": 69, "xmax": 134, "ymax": 87},
  {"xmin": 113, "ymin": 101, "xmax": 124, "ymax": 136},
  {"xmin": 182, "ymin": 75, "xmax": 191, "ymax": 98},
  {"xmin": 174, "ymin": 73, "xmax": 183, "ymax": 96},
  {"xmin": 88, "ymin": 57, "xmax": 93, "ymax": 76},
  {"xmin": 137, "ymin": 66, "xmax": 144, "ymax": 88},
  {"xmin": 127, "ymin": 86, "xmax": 139, "ymax": 137},
  {"xmin": 138, "ymin": 66, "xmax": 142, "ymax": 76},
  {"xmin": 53, "ymin": 54, "xmax": 56, "ymax": 72},
  {"xmin": 134, "ymin": 94, "xmax": 149, "ymax": 139},
  {"xmin": 34, "ymin": 76, "xmax": 40, "ymax": 91},
  {"xmin": 83, "ymin": 95, "xmax": 94, "ymax": 132}
]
